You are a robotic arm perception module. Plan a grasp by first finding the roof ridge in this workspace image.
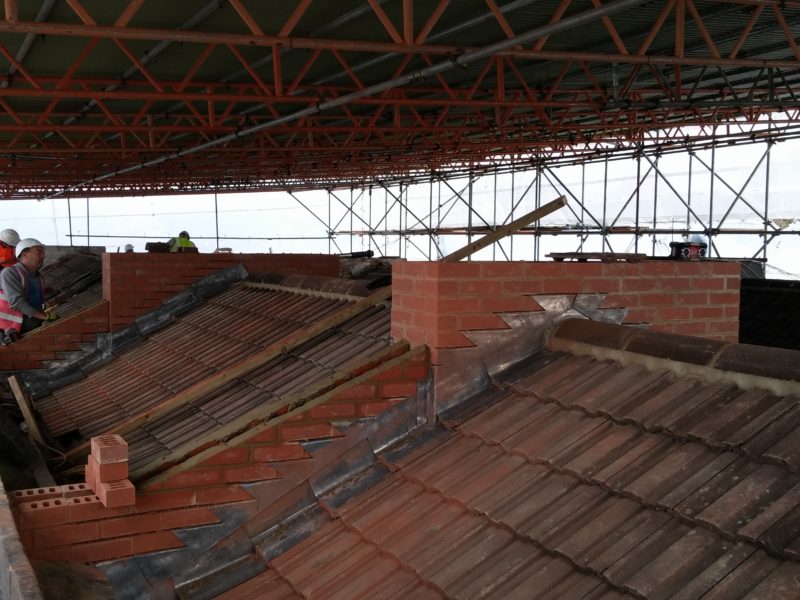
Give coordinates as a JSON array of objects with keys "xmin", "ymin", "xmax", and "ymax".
[
  {"xmin": 549, "ymin": 318, "xmax": 800, "ymax": 396},
  {"xmin": 247, "ymin": 273, "xmax": 379, "ymax": 298}
]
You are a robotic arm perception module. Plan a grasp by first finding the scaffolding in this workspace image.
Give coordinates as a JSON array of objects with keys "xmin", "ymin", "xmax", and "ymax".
[
  {"xmin": 53, "ymin": 119, "xmax": 798, "ymax": 275},
  {"xmin": 264, "ymin": 121, "xmax": 800, "ymax": 265}
]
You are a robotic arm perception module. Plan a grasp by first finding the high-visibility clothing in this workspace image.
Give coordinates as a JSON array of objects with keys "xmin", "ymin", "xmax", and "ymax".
[
  {"xmin": 0, "ymin": 245, "xmax": 15, "ymax": 268},
  {"xmin": 170, "ymin": 237, "xmax": 196, "ymax": 252},
  {"xmin": 0, "ymin": 264, "xmax": 45, "ymax": 333}
]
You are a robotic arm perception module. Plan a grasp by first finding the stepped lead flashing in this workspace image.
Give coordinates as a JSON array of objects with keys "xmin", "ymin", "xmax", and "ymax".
[{"xmin": 549, "ymin": 317, "xmax": 800, "ymax": 386}]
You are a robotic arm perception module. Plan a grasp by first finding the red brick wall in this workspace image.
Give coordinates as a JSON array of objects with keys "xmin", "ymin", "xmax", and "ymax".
[
  {"xmin": 392, "ymin": 260, "xmax": 741, "ymax": 363},
  {"xmin": 0, "ymin": 301, "xmax": 110, "ymax": 371},
  {"xmin": 103, "ymin": 253, "xmax": 340, "ymax": 328},
  {"xmin": 11, "ymin": 350, "xmax": 429, "ymax": 564}
]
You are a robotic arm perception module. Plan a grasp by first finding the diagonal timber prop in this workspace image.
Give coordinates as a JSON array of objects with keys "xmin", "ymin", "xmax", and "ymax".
[{"xmin": 441, "ymin": 195, "xmax": 567, "ymax": 263}]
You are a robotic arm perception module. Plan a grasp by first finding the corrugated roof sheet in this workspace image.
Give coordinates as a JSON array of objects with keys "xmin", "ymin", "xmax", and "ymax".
[
  {"xmin": 221, "ymin": 350, "xmax": 800, "ymax": 599},
  {"xmin": 35, "ymin": 283, "xmax": 389, "ymax": 459}
]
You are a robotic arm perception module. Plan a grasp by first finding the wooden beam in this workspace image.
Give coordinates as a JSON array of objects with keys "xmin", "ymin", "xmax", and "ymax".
[
  {"xmin": 134, "ymin": 342, "xmax": 424, "ymax": 486},
  {"xmin": 65, "ymin": 285, "xmax": 393, "ymax": 461},
  {"xmin": 6, "ymin": 376, "xmax": 55, "ymax": 486},
  {"xmin": 440, "ymin": 196, "xmax": 567, "ymax": 263},
  {"xmin": 8, "ymin": 375, "xmax": 46, "ymax": 447},
  {"xmin": 29, "ymin": 444, "xmax": 57, "ymax": 487}
]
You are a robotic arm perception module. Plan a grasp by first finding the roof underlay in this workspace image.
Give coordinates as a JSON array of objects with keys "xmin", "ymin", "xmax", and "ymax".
[{"xmin": 0, "ymin": 0, "xmax": 798, "ymax": 198}]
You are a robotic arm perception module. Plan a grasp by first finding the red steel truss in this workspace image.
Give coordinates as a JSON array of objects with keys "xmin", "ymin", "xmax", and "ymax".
[{"xmin": 0, "ymin": 0, "xmax": 799, "ymax": 198}]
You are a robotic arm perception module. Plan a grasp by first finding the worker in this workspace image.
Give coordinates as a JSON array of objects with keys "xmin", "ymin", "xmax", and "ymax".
[
  {"xmin": 0, "ymin": 238, "xmax": 57, "ymax": 341},
  {"xmin": 169, "ymin": 231, "xmax": 197, "ymax": 252},
  {"xmin": 0, "ymin": 228, "xmax": 20, "ymax": 269},
  {"xmin": 124, "ymin": 243, "xmax": 134, "ymax": 253}
]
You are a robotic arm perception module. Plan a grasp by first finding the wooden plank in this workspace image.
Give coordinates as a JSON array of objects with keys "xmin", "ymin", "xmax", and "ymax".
[
  {"xmin": 134, "ymin": 342, "xmax": 425, "ymax": 486},
  {"xmin": 7, "ymin": 375, "xmax": 56, "ymax": 486},
  {"xmin": 29, "ymin": 444, "xmax": 57, "ymax": 487},
  {"xmin": 547, "ymin": 252, "xmax": 648, "ymax": 262},
  {"xmin": 441, "ymin": 195, "xmax": 567, "ymax": 263},
  {"xmin": 8, "ymin": 375, "xmax": 47, "ymax": 447},
  {"xmin": 65, "ymin": 284, "xmax": 393, "ymax": 461}
]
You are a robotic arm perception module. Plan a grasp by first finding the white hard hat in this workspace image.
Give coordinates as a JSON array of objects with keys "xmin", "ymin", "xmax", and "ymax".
[
  {"xmin": 15, "ymin": 238, "xmax": 43, "ymax": 258},
  {"xmin": 0, "ymin": 228, "xmax": 20, "ymax": 246}
]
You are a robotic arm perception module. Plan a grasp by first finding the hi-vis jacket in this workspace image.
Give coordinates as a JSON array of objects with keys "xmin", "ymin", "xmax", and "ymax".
[
  {"xmin": 0, "ymin": 264, "xmax": 45, "ymax": 332},
  {"xmin": 0, "ymin": 245, "xmax": 15, "ymax": 269},
  {"xmin": 170, "ymin": 237, "xmax": 196, "ymax": 252}
]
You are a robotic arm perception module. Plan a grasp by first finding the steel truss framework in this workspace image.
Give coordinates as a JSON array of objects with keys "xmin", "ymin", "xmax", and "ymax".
[{"xmin": 1, "ymin": 0, "xmax": 800, "ymax": 199}]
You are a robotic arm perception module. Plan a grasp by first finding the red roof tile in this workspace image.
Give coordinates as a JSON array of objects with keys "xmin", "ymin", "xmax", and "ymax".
[
  {"xmin": 213, "ymin": 568, "xmax": 301, "ymax": 600},
  {"xmin": 216, "ymin": 340, "xmax": 800, "ymax": 599},
  {"xmin": 29, "ymin": 283, "xmax": 394, "ymax": 489}
]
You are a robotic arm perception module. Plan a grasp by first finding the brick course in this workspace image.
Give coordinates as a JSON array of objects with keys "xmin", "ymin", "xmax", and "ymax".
[
  {"xmin": 391, "ymin": 260, "xmax": 741, "ymax": 363},
  {"xmin": 0, "ymin": 301, "xmax": 110, "ymax": 371},
  {"xmin": 163, "ymin": 348, "xmax": 429, "ymax": 490},
  {"xmin": 103, "ymin": 253, "xmax": 340, "ymax": 329}
]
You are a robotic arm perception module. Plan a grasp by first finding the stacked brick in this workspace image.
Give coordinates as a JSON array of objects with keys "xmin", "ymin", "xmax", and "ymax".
[
  {"xmin": 9, "ymin": 482, "xmax": 224, "ymax": 563},
  {"xmin": 85, "ymin": 435, "xmax": 135, "ymax": 509}
]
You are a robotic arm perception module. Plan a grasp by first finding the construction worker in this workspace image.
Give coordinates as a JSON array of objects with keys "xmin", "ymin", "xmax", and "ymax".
[
  {"xmin": 0, "ymin": 238, "xmax": 57, "ymax": 342},
  {"xmin": 168, "ymin": 231, "xmax": 197, "ymax": 252},
  {"xmin": 0, "ymin": 228, "xmax": 20, "ymax": 269}
]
